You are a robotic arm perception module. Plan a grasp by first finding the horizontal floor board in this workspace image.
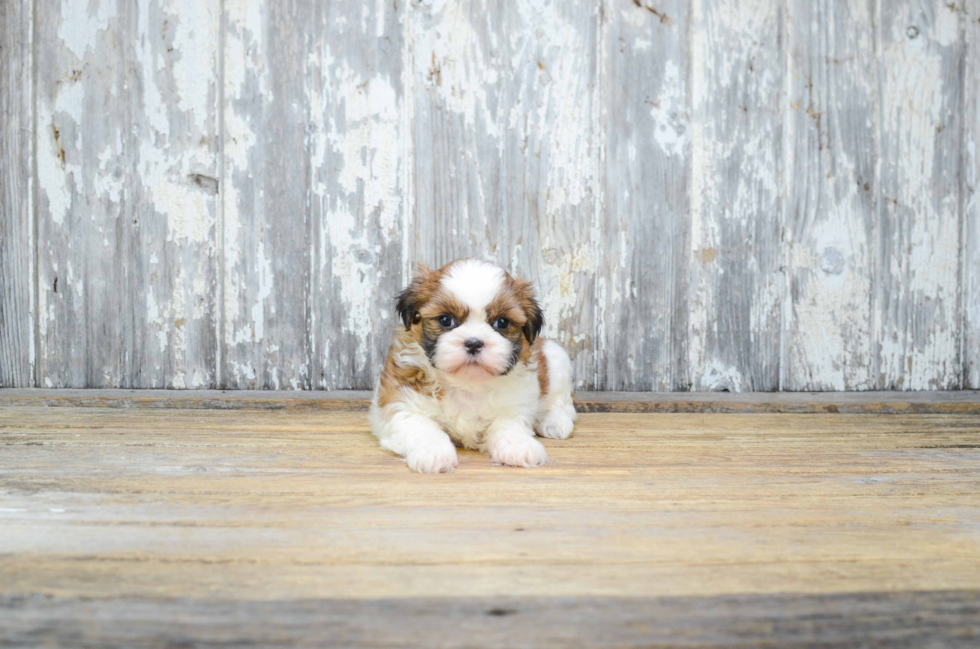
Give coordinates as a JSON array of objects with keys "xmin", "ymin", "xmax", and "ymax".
[
  {"xmin": 1, "ymin": 389, "xmax": 979, "ymax": 413},
  {"xmin": 2, "ymin": 591, "xmax": 978, "ymax": 649}
]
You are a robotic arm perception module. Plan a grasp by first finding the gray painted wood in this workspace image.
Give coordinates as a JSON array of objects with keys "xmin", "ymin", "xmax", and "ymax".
[
  {"xmin": 784, "ymin": 0, "xmax": 877, "ymax": 390},
  {"xmin": 876, "ymin": 0, "xmax": 965, "ymax": 390},
  {"xmin": 409, "ymin": 0, "xmax": 598, "ymax": 388},
  {"xmin": 966, "ymin": 4, "xmax": 980, "ymax": 390},
  {"xmin": 222, "ymin": 0, "xmax": 404, "ymax": 390},
  {"xmin": 0, "ymin": 0, "xmax": 33, "ymax": 388},
  {"xmin": 307, "ymin": 0, "xmax": 405, "ymax": 390},
  {"xmin": 221, "ymin": 0, "xmax": 313, "ymax": 389},
  {"xmin": 688, "ymin": 0, "xmax": 785, "ymax": 391},
  {"xmin": 598, "ymin": 0, "xmax": 691, "ymax": 391},
  {"xmin": 4, "ymin": 0, "xmax": 979, "ymax": 391},
  {"xmin": 34, "ymin": 0, "xmax": 220, "ymax": 388},
  {"xmin": 2, "ymin": 591, "xmax": 978, "ymax": 649}
]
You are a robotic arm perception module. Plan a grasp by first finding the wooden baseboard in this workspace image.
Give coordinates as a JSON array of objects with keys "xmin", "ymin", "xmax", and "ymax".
[{"xmin": 1, "ymin": 388, "xmax": 979, "ymax": 414}]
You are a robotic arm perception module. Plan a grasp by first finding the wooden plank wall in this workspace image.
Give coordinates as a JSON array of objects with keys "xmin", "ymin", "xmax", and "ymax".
[
  {"xmin": 1, "ymin": 0, "xmax": 978, "ymax": 391},
  {"xmin": 0, "ymin": 0, "xmax": 34, "ymax": 388}
]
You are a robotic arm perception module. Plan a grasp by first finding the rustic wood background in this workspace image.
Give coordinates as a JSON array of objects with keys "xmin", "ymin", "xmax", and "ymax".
[{"xmin": 1, "ymin": 0, "xmax": 978, "ymax": 391}]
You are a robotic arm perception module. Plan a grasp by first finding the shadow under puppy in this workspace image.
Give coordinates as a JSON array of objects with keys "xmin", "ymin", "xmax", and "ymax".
[{"xmin": 370, "ymin": 259, "xmax": 577, "ymax": 473}]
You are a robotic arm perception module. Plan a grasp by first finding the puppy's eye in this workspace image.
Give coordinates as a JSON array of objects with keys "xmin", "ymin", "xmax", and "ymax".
[
  {"xmin": 437, "ymin": 314, "xmax": 457, "ymax": 329},
  {"xmin": 493, "ymin": 317, "xmax": 511, "ymax": 330}
]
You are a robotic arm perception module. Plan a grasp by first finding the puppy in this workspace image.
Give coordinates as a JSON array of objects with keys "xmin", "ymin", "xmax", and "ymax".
[{"xmin": 370, "ymin": 259, "xmax": 577, "ymax": 473}]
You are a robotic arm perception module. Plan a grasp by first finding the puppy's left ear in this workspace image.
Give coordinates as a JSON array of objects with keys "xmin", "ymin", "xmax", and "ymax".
[{"xmin": 516, "ymin": 278, "xmax": 544, "ymax": 344}]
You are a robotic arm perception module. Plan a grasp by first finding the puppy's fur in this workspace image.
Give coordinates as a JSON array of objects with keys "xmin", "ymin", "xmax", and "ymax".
[{"xmin": 370, "ymin": 259, "xmax": 576, "ymax": 472}]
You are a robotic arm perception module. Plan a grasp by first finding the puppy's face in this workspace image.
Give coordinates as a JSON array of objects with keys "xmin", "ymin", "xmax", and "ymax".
[{"xmin": 396, "ymin": 260, "xmax": 543, "ymax": 382}]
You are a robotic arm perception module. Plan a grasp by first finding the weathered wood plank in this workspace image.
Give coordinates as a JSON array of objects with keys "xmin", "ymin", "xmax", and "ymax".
[
  {"xmin": 0, "ymin": 388, "xmax": 376, "ymax": 410},
  {"xmin": 307, "ymin": 0, "xmax": 405, "ymax": 390},
  {"xmin": 784, "ymin": 0, "xmax": 877, "ymax": 390},
  {"xmin": 966, "ymin": 4, "xmax": 980, "ymax": 390},
  {"xmin": 222, "ymin": 0, "xmax": 404, "ymax": 391},
  {"xmin": 1, "ymin": 388, "xmax": 978, "ymax": 413},
  {"xmin": 688, "ymin": 0, "xmax": 785, "ymax": 391},
  {"xmin": 2, "ymin": 591, "xmax": 978, "ymax": 649},
  {"xmin": 876, "ymin": 0, "xmax": 965, "ymax": 390},
  {"xmin": 221, "ymin": 0, "xmax": 312, "ymax": 389},
  {"xmin": 573, "ymin": 389, "xmax": 980, "ymax": 413},
  {"xmin": 597, "ymin": 1, "xmax": 690, "ymax": 391},
  {"xmin": 1, "ymin": 408, "xmax": 979, "ymax": 603},
  {"xmin": 34, "ymin": 0, "xmax": 220, "ymax": 389},
  {"xmin": 409, "ymin": 0, "xmax": 598, "ymax": 388},
  {"xmin": 0, "ymin": 0, "xmax": 33, "ymax": 387}
]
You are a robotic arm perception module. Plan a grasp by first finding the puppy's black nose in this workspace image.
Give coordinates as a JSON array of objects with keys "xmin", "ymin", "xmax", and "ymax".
[{"xmin": 464, "ymin": 338, "xmax": 484, "ymax": 354}]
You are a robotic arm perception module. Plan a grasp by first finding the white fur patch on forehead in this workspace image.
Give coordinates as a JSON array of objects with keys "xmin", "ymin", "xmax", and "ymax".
[{"xmin": 441, "ymin": 259, "xmax": 505, "ymax": 315}]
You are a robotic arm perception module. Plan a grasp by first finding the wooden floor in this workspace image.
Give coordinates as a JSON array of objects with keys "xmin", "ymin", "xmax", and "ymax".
[{"xmin": 1, "ymin": 393, "xmax": 979, "ymax": 647}]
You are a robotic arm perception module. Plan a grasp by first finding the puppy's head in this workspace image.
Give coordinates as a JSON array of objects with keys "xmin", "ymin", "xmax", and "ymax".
[{"xmin": 395, "ymin": 260, "xmax": 543, "ymax": 382}]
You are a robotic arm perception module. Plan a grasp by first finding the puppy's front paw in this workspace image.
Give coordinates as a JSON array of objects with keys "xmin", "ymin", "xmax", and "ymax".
[
  {"xmin": 406, "ymin": 438, "xmax": 459, "ymax": 473},
  {"xmin": 536, "ymin": 408, "xmax": 575, "ymax": 440},
  {"xmin": 489, "ymin": 432, "xmax": 548, "ymax": 468}
]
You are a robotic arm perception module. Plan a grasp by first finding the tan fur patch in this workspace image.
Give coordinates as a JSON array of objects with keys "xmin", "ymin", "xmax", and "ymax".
[
  {"xmin": 534, "ymin": 341, "xmax": 549, "ymax": 397},
  {"xmin": 377, "ymin": 329, "xmax": 437, "ymax": 408},
  {"xmin": 488, "ymin": 272, "xmax": 543, "ymax": 347}
]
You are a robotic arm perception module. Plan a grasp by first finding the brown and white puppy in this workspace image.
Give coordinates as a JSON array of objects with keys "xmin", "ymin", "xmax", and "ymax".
[{"xmin": 370, "ymin": 259, "xmax": 576, "ymax": 473}]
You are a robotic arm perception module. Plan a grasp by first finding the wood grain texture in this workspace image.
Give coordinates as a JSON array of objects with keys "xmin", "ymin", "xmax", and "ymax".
[
  {"xmin": 966, "ymin": 3, "xmax": 980, "ymax": 390},
  {"xmin": 3, "ymin": 591, "xmax": 978, "ymax": 649},
  {"xmin": 1, "ymin": 407, "xmax": 979, "ymax": 605},
  {"xmin": 221, "ymin": 0, "xmax": 312, "ymax": 389},
  {"xmin": 307, "ymin": 0, "xmax": 405, "ymax": 390},
  {"xmin": 4, "ymin": 0, "xmax": 980, "ymax": 392},
  {"xmin": 598, "ymin": 0, "xmax": 691, "ymax": 391},
  {"xmin": 2, "ymin": 388, "xmax": 979, "ymax": 413},
  {"xmin": 689, "ymin": 0, "xmax": 785, "ymax": 391},
  {"xmin": 785, "ymin": 0, "xmax": 877, "ymax": 390},
  {"xmin": 876, "ymin": 0, "xmax": 965, "ymax": 390},
  {"xmin": 409, "ymin": 0, "xmax": 598, "ymax": 388},
  {"xmin": 34, "ymin": 0, "xmax": 220, "ymax": 389},
  {"xmin": 0, "ymin": 0, "xmax": 33, "ymax": 388},
  {"xmin": 221, "ymin": 0, "xmax": 404, "ymax": 391}
]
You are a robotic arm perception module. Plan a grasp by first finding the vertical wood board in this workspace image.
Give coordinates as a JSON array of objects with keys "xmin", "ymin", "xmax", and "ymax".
[
  {"xmin": 784, "ymin": 0, "xmax": 877, "ymax": 390},
  {"xmin": 221, "ymin": 0, "xmax": 312, "ymax": 389},
  {"xmin": 408, "ymin": 0, "xmax": 599, "ymax": 388},
  {"xmin": 688, "ymin": 0, "xmax": 785, "ymax": 391},
  {"xmin": 307, "ymin": 0, "xmax": 406, "ymax": 390},
  {"xmin": 597, "ymin": 0, "xmax": 692, "ymax": 391},
  {"xmin": 965, "ymin": 2, "xmax": 980, "ymax": 389},
  {"xmin": 0, "ymin": 0, "xmax": 34, "ymax": 387},
  {"xmin": 34, "ymin": 0, "xmax": 220, "ymax": 388},
  {"xmin": 876, "ymin": 0, "xmax": 964, "ymax": 389}
]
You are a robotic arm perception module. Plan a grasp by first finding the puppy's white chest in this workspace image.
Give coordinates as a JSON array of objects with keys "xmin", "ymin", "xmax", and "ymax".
[
  {"xmin": 436, "ymin": 388, "xmax": 496, "ymax": 449},
  {"xmin": 433, "ymin": 370, "xmax": 539, "ymax": 449}
]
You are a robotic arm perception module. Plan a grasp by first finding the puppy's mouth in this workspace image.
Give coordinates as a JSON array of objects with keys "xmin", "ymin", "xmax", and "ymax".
[{"xmin": 445, "ymin": 356, "xmax": 498, "ymax": 380}]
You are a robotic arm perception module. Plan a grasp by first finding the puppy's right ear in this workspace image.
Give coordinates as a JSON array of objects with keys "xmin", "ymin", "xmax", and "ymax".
[{"xmin": 395, "ymin": 264, "xmax": 433, "ymax": 330}]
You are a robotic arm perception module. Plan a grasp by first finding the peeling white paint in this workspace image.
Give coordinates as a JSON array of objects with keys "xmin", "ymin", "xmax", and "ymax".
[
  {"xmin": 38, "ymin": 79, "xmax": 85, "ymax": 227},
  {"xmin": 877, "ymin": 4, "xmax": 961, "ymax": 389},
  {"xmin": 23, "ymin": 0, "xmax": 977, "ymax": 392},
  {"xmin": 58, "ymin": 0, "xmax": 115, "ymax": 59},
  {"xmin": 700, "ymin": 359, "xmax": 743, "ymax": 392},
  {"xmin": 651, "ymin": 61, "xmax": 689, "ymax": 158},
  {"xmin": 413, "ymin": 0, "xmax": 500, "ymax": 139},
  {"xmin": 538, "ymin": 241, "xmax": 593, "ymax": 349},
  {"xmin": 689, "ymin": 0, "xmax": 782, "ymax": 390}
]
